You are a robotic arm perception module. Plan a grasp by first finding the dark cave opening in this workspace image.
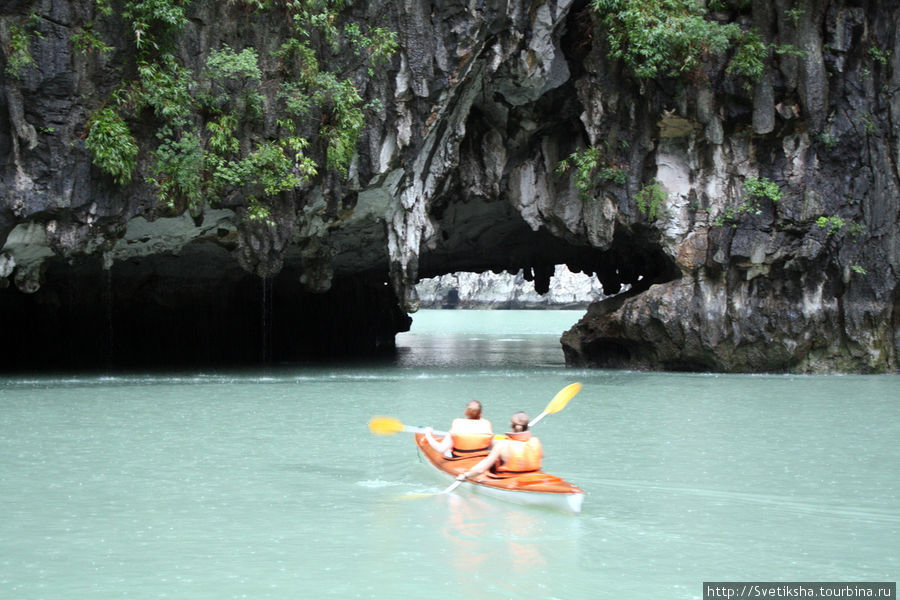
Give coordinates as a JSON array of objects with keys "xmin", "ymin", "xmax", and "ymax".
[
  {"xmin": 0, "ymin": 191, "xmax": 679, "ymax": 372},
  {"xmin": 0, "ymin": 248, "xmax": 410, "ymax": 372}
]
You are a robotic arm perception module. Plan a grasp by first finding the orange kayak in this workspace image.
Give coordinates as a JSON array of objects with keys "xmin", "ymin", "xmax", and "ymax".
[{"xmin": 414, "ymin": 433, "xmax": 584, "ymax": 513}]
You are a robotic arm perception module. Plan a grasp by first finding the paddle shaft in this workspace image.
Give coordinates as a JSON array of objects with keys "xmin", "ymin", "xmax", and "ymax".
[
  {"xmin": 404, "ymin": 425, "xmax": 447, "ymax": 436},
  {"xmin": 440, "ymin": 479, "xmax": 464, "ymax": 494},
  {"xmin": 528, "ymin": 412, "xmax": 550, "ymax": 427}
]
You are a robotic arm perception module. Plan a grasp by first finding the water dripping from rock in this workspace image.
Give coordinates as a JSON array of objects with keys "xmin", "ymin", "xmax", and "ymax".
[
  {"xmin": 261, "ymin": 276, "xmax": 272, "ymax": 364},
  {"xmin": 103, "ymin": 264, "xmax": 114, "ymax": 370}
]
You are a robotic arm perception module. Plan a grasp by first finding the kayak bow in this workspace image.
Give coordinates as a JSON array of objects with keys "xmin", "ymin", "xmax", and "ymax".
[{"xmin": 414, "ymin": 433, "xmax": 584, "ymax": 514}]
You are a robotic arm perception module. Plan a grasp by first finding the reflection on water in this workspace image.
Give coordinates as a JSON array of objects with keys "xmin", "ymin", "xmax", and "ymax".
[
  {"xmin": 437, "ymin": 493, "xmax": 580, "ymax": 600},
  {"xmin": 396, "ymin": 309, "xmax": 583, "ymax": 369},
  {"xmin": 396, "ymin": 334, "xmax": 567, "ymax": 369}
]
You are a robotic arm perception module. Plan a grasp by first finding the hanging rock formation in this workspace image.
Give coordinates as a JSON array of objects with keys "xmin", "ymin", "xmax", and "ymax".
[{"xmin": 0, "ymin": 0, "xmax": 897, "ymax": 372}]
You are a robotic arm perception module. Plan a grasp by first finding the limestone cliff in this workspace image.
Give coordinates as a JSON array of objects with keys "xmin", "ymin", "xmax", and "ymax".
[{"xmin": 0, "ymin": 0, "xmax": 897, "ymax": 372}]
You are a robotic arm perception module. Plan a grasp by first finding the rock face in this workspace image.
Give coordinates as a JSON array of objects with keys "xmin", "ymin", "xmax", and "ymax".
[
  {"xmin": 0, "ymin": 0, "xmax": 897, "ymax": 372},
  {"xmin": 417, "ymin": 266, "xmax": 606, "ymax": 309}
]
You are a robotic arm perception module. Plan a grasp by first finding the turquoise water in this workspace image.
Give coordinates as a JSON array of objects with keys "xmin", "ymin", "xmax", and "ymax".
[{"xmin": 0, "ymin": 310, "xmax": 897, "ymax": 599}]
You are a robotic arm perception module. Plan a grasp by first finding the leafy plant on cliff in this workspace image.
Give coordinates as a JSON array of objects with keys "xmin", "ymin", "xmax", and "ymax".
[
  {"xmin": 815, "ymin": 216, "xmax": 866, "ymax": 239},
  {"xmin": 273, "ymin": 1, "xmax": 396, "ymax": 177},
  {"xmin": 590, "ymin": 0, "xmax": 741, "ymax": 79},
  {"xmin": 201, "ymin": 45, "xmax": 317, "ymax": 215},
  {"xmin": 122, "ymin": 53, "xmax": 201, "ymax": 210},
  {"xmin": 204, "ymin": 45, "xmax": 264, "ymax": 114},
  {"xmin": 313, "ymin": 73, "xmax": 366, "ymax": 175},
  {"xmin": 817, "ymin": 131, "xmax": 838, "ymax": 150},
  {"xmin": 148, "ymin": 130, "xmax": 204, "ymax": 211},
  {"xmin": 725, "ymin": 30, "xmax": 768, "ymax": 82},
  {"xmin": 708, "ymin": 0, "xmax": 751, "ymax": 10},
  {"xmin": 71, "ymin": 23, "xmax": 114, "ymax": 56},
  {"xmin": 83, "ymin": 0, "xmax": 196, "ymax": 203},
  {"xmin": 121, "ymin": 0, "xmax": 188, "ymax": 50},
  {"xmin": 725, "ymin": 30, "xmax": 804, "ymax": 86},
  {"xmin": 743, "ymin": 176, "xmax": 781, "ymax": 204},
  {"xmin": 344, "ymin": 22, "xmax": 399, "ymax": 76},
  {"xmin": 634, "ymin": 182, "xmax": 667, "ymax": 221},
  {"xmin": 557, "ymin": 146, "xmax": 627, "ymax": 200},
  {"xmin": 85, "ymin": 108, "xmax": 139, "ymax": 185},
  {"xmin": 816, "ymin": 215, "xmax": 845, "ymax": 236},
  {"xmin": 868, "ymin": 45, "xmax": 890, "ymax": 66},
  {"xmin": 713, "ymin": 176, "xmax": 780, "ymax": 227},
  {"xmin": 129, "ymin": 54, "xmax": 196, "ymax": 122},
  {"xmin": 814, "ymin": 216, "xmax": 868, "ymax": 278},
  {"xmin": 4, "ymin": 14, "xmax": 43, "ymax": 79},
  {"xmin": 590, "ymin": 0, "xmax": 801, "ymax": 84}
]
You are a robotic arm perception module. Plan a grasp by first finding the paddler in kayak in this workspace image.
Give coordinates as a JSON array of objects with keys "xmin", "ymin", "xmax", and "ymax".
[
  {"xmin": 455, "ymin": 411, "xmax": 543, "ymax": 481},
  {"xmin": 424, "ymin": 400, "xmax": 494, "ymax": 458}
]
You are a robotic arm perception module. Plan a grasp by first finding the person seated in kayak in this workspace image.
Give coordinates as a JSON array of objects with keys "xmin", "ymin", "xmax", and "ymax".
[
  {"xmin": 424, "ymin": 400, "xmax": 494, "ymax": 458},
  {"xmin": 455, "ymin": 411, "xmax": 543, "ymax": 480}
]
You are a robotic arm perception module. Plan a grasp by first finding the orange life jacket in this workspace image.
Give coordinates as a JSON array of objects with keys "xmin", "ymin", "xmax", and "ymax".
[
  {"xmin": 449, "ymin": 417, "xmax": 494, "ymax": 458},
  {"xmin": 494, "ymin": 431, "xmax": 542, "ymax": 474}
]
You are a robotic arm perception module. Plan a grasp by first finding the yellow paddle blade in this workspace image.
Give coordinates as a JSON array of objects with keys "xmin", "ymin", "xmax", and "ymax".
[
  {"xmin": 544, "ymin": 382, "xmax": 581, "ymax": 415},
  {"xmin": 368, "ymin": 416, "xmax": 405, "ymax": 436}
]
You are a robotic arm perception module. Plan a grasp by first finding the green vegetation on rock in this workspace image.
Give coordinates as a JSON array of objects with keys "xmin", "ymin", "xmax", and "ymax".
[
  {"xmin": 815, "ymin": 215, "xmax": 866, "ymax": 239},
  {"xmin": 82, "ymin": 0, "xmax": 397, "ymax": 220},
  {"xmin": 557, "ymin": 145, "xmax": 627, "ymax": 200},
  {"xmin": 635, "ymin": 182, "xmax": 667, "ymax": 221},
  {"xmin": 591, "ymin": 0, "xmax": 741, "ymax": 79},
  {"xmin": 71, "ymin": 23, "xmax": 114, "ymax": 55},
  {"xmin": 713, "ymin": 176, "xmax": 780, "ymax": 227},
  {"xmin": 4, "ymin": 14, "xmax": 43, "ymax": 79},
  {"xmin": 590, "ymin": 0, "xmax": 801, "ymax": 83},
  {"xmin": 85, "ymin": 108, "xmax": 139, "ymax": 185}
]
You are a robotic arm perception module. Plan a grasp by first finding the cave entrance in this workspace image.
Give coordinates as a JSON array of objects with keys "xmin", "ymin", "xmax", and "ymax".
[
  {"xmin": 0, "ymin": 247, "xmax": 410, "ymax": 372},
  {"xmin": 409, "ymin": 195, "xmax": 682, "ymax": 367},
  {"xmin": 395, "ymin": 211, "xmax": 682, "ymax": 369}
]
